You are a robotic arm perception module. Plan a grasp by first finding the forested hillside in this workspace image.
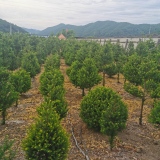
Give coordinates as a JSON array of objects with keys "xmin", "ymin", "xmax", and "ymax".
[
  {"xmin": 38, "ymin": 21, "xmax": 160, "ymax": 38},
  {"xmin": 0, "ymin": 19, "xmax": 27, "ymax": 33}
]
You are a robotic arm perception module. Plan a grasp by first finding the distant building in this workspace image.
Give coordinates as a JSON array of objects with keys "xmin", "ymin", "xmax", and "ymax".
[{"xmin": 58, "ymin": 33, "xmax": 66, "ymax": 40}]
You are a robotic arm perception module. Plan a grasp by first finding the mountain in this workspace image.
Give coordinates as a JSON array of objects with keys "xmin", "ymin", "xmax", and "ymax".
[
  {"xmin": 38, "ymin": 21, "xmax": 160, "ymax": 38},
  {"xmin": 0, "ymin": 19, "xmax": 27, "ymax": 33},
  {"xmin": 23, "ymin": 28, "xmax": 40, "ymax": 34}
]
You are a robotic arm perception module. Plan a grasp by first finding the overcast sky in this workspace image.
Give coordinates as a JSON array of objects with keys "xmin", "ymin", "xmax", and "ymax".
[{"xmin": 0, "ymin": 0, "xmax": 160, "ymax": 30}]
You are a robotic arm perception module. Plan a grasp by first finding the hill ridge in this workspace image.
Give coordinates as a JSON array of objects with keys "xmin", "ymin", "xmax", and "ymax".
[
  {"xmin": 37, "ymin": 20, "xmax": 160, "ymax": 38},
  {"xmin": 0, "ymin": 18, "xmax": 27, "ymax": 33}
]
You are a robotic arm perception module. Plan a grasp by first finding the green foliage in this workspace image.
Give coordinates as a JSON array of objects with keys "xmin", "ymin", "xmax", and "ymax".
[
  {"xmin": 101, "ymin": 42, "xmax": 114, "ymax": 66},
  {"xmin": 80, "ymin": 86, "xmax": 127, "ymax": 149},
  {"xmin": 78, "ymin": 58, "xmax": 102, "ymax": 89},
  {"xmin": 138, "ymin": 59, "xmax": 160, "ymax": 98},
  {"xmin": 136, "ymin": 41, "xmax": 149, "ymax": 57},
  {"xmin": 80, "ymin": 86, "xmax": 128, "ymax": 130},
  {"xmin": 0, "ymin": 36, "xmax": 18, "ymax": 70},
  {"xmin": 43, "ymin": 85, "xmax": 68, "ymax": 119},
  {"xmin": 146, "ymin": 38, "xmax": 156, "ymax": 50},
  {"xmin": 146, "ymin": 80, "xmax": 160, "ymax": 98},
  {"xmin": 100, "ymin": 100, "xmax": 128, "ymax": 150},
  {"xmin": 75, "ymin": 47, "xmax": 89, "ymax": 63},
  {"xmin": 148, "ymin": 101, "xmax": 160, "ymax": 125},
  {"xmin": 38, "ymin": 99, "xmax": 67, "ymax": 120},
  {"xmin": 124, "ymin": 83, "xmax": 143, "ymax": 98},
  {"xmin": 39, "ymin": 69, "xmax": 64, "ymax": 96},
  {"xmin": 123, "ymin": 55, "xmax": 160, "ymax": 125},
  {"xmin": 0, "ymin": 136, "xmax": 16, "ymax": 160},
  {"xmin": 44, "ymin": 54, "xmax": 60, "ymax": 71},
  {"xmin": 10, "ymin": 69, "xmax": 31, "ymax": 94},
  {"xmin": 104, "ymin": 63, "xmax": 117, "ymax": 77},
  {"xmin": 127, "ymin": 41, "xmax": 135, "ymax": 56},
  {"xmin": 138, "ymin": 60, "xmax": 157, "ymax": 82},
  {"xmin": 47, "ymin": 85, "xmax": 65, "ymax": 100},
  {"xmin": 21, "ymin": 52, "xmax": 40, "ymax": 78},
  {"xmin": 39, "ymin": 67, "xmax": 67, "ymax": 119},
  {"xmin": 36, "ymin": 36, "xmax": 60, "ymax": 65},
  {"xmin": 66, "ymin": 60, "xmax": 82, "ymax": 87},
  {"xmin": 61, "ymin": 39, "xmax": 80, "ymax": 66},
  {"xmin": 67, "ymin": 58, "xmax": 102, "ymax": 96},
  {"xmin": 123, "ymin": 54, "xmax": 142, "ymax": 85},
  {"xmin": 62, "ymin": 40, "xmax": 80, "ymax": 65},
  {"xmin": 0, "ymin": 33, "xmax": 44, "ymax": 70},
  {"xmin": 22, "ymin": 106, "xmax": 69, "ymax": 160},
  {"xmin": 0, "ymin": 68, "xmax": 19, "ymax": 125},
  {"xmin": 112, "ymin": 43, "xmax": 124, "ymax": 63}
]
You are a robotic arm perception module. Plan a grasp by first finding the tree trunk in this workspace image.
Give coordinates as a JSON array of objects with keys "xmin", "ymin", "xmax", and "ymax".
[
  {"xmin": 109, "ymin": 134, "xmax": 115, "ymax": 151},
  {"xmin": 117, "ymin": 73, "xmax": 120, "ymax": 83},
  {"xmin": 103, "ymin": 71, "xmax": 105, "ymax": 86},
  {"xmin": 82, "ymin": 88, "xmax": 85, "ymax": 97},
  {"xmin": 139, "ymin": 97, "xmax": 145, "ymax": 125},
  {"xmin": 15, "ymin": 100, "xmax": 18, "ymax": 107},
  {"xmin": 1, "ymin": 109, "xmax": 6, "ymax": 125}
]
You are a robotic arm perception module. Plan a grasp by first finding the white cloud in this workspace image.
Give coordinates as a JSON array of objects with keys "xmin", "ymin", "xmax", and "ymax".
[{"xmin": 0, "ymin": 0, "xmax": 160, "ymax": 29}]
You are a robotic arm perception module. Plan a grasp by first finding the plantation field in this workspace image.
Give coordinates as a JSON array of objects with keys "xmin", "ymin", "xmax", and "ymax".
[{"xmin": 0, "ymin": 59, "xmax": 159, "ymax": 160}]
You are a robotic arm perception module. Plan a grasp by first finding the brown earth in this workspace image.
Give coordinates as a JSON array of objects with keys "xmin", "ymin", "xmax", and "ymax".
[{"xmin": 0, "ymin": 59, "xmax": 160, "ymax": 160}]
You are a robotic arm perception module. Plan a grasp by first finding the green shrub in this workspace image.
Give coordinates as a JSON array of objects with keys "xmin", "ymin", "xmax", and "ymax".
[
  {"xmin": 148, "ymin": 101, "xmax": 160, "ymax": 125},
  {"xmin": 80, "ymin": 86, "xmax": 128, "ymax": 149},
  {"xmin": 10, "ymin": 69, "xmax": 31, "ymax": 94},
  {"xmin": 44, "ymin": 54, "xmax": 60, "ymax": 71},
  {"xmin": 21, "ymin": 52, "xmax": 40, "ymax": 78},
  {"xmin": 67, "ymin": 58, "xmax": 102, "ymax": 96},
  {"xmin": 0, "ymin": 68, "xmax": 19, "ymax": 125},
  {"xmin": 47, "ymin": 85, "xmax": 65, "ymax": 101},
  {"xmin": 22, "ymin": 105, "xmax": 69, "ymax": 160},
  {"xmin": 38, "ymin": 99, "xmax": 68, "ymax": 120},
  {"xmin": 104, "ymin": 63, "xmax": 117, "ymax": 78},
  {"xmin": 100, "ymin": 100, "xmax": 128, "ymax": 150},
  {"xmin": 10, "ymin": 69, "xmax": 31, "ymax": 106},
  {"xmin": 39, "ymin": 69, "xmax": 64, "ymax": 96},
  {"xmin": 124, "ymin": 82, "xmax": 143, "ymax": 98}
]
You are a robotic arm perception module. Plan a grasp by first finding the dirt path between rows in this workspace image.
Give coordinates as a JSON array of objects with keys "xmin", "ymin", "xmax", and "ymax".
[{"xmin": 0, "ymin": 59, "xmax": 160, "ymax": 160}]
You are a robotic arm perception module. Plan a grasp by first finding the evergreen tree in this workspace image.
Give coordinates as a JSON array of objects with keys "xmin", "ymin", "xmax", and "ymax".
[
  {"xmin": 0, "ymin": 68, "xmax": 18, "ymax": 125},
  {"xmin": 80, "ymin": 86, "xmax": 128, "ymax": 149},
  {"xmin": 104, "ymin": 62, "xmax": 117, "ymax": 78},
  {"xmin": 39, "ymin": 69, "xmax": 64, "ymax": 96},
  {"xmin": 10, "ymin": 69, "xmax": 31, "ymax": 106},
  {"xmin": 44, "ymin": 54, "xmax": 60, "ymax": 71},
  {"xmin": 21, "ymin": 52, "xmax": 40, "ymax": 78},
  {"xmin": 101, "ymin": 41, "xmax": 114, "ymax": 86},
  {"xmin": 67, "ymin": 58, "xmax": 102, "ymax": 96},
  {"xmin": 22, "ymin": 104, "xmax": 69, "ymax": 160},
  {"xmin": 123, "ymin": 55, "xmax": 160, "ymax": 125}
]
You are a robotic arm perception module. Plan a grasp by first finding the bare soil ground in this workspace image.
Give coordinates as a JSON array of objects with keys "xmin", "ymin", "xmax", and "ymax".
[{"xmin": 0, "ymin": 59, "xmax": 160, "ymax": 160}]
